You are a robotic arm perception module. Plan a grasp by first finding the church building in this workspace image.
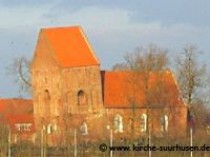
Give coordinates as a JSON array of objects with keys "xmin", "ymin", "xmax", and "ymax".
[{"xmin": 31, "ymin": 26, "xmax": 187, "ymax": 145}]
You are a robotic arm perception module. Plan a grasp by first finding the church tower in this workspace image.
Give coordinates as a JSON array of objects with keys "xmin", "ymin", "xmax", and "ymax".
[{"xmin": 31, "ymin": 26, "xmax": 104, "ymax": 143}]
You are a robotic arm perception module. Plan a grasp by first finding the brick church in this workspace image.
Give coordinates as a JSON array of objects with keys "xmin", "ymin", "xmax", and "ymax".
[{"xmin": 31, "ymin": 26, "xmax": 187, "ymax": 145}]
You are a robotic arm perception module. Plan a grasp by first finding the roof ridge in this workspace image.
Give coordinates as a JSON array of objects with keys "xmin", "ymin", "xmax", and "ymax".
[{"xmin": 41, "ymin": 25, "xmax": 81, "ymax": 31}]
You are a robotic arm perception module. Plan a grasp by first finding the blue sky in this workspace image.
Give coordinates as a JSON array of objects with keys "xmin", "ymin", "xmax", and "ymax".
[{"xmin": 0, "ymin": 0, "xmax": 210, "ymax": 97}]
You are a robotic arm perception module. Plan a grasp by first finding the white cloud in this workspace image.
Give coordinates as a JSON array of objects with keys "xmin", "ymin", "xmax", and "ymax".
[
  {"xmin": 43, "ymin": 6, "xmax": 209, "ymax": 69},
  {"xmin": 0, "ymin": 3, "xmax": 210, "ymax": 97},
  {"xmin": 0, "ymin": 4, "xmax": 55, "ymax": 29},
  {"xmin": 1, "ymin": 4, "xmax": 209, "ymax": 59},
  {"xmin": 49, "ymin": 6, "xmax": 210, "ymax": 42}
]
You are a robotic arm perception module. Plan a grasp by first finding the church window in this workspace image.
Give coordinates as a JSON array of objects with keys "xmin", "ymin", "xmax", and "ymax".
[
  {"xmin": 80, "ymin": 122, "xmax": 88, "ymax": 135},
  {"xmin": 44, "ymin": 89, "xmax": 50, "ymax": 101},
  {"xmin": 47, "ymin": 124, "xmax": 52, "ymax": 134},
  {"xmin": 165, "ymin": 115, "xmax": 169, "ymax": 131},
  {"xmin": 160, "ymin": 115, "xmax": 168, "ymax": 132},
  {"xmin": 140, "ymin": 113, "xmax": 147, "ymax": 132},
  {"xmin": 44, "ymin": 89, "xmax": 51, "ymax": 116},
  {"xmin": 114, "ymin": 114, "xmax": 123, "ymax": 133},
  {"xmin": 77, "ymin": 90, "xmax": 86, "ymax": 105}
]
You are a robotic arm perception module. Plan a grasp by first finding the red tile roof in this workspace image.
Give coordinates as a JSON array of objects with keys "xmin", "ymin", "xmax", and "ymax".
[
  {"xmin": 6, "ymin": 114, "xmax": 35, "ymax": 134},
  {"xmin": 0, "ymin": 99, "xmax": 33, "ymax": 123},
  {"xmin": 102, "ymin": 70, "xmax": 185, "ymax": 108},
  {"xmin": 0, "ymin": 99, "xmax": 34, "ymax": 135},
  {"xmin": 42, "ymin": 26, "xmax": 100, "ymax": 68}
]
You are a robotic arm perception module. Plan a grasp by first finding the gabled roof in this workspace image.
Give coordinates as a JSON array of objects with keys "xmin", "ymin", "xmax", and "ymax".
[
  {"xmin": 0, "ymin": 99, "xmax": 33, "ymax": 123},
  {"xmin": 102, "ymin": 70, "xmax": 185, "ymax": 108},
  {"xmin": 40, "ymin": 26, "xmax": 100, "ymax": 68}
]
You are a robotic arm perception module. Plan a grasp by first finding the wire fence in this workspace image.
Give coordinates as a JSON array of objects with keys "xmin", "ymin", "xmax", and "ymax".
[
  {"xmin": 3, "ymin": 136, "xmax": 210, "ymax": 157},
  {"xmin": 1, "ymin": 125, "xmax": 210, "ymax": 157}
]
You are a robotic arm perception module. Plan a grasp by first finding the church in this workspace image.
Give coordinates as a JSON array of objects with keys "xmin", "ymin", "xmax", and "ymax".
[{"xmin": 31, "ymin": 26, "xmax": 187, "ymax": 145}]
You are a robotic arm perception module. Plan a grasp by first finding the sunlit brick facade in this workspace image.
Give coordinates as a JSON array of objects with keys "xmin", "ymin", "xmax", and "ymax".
[{"xmin": 31, "ymin": 26, "xmax": 187, "ymax": 145}]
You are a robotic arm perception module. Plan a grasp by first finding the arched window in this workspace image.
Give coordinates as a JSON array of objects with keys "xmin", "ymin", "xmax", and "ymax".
[
  {"xmin": 77, "ymin": 90, "xmax": 86, "ymax": 105},
  {"xmin": 164, "ymin": 115, "xmax": 168, "ymax": 131},
  {"xmin": 160, "ymin": 115, "xmax": 168, "ymax": 132},
  {"xmin": 47, "ymin": 124, "xmax": 52, "ymax": 134},
  {"xmin": 44, "ymin": 89, "xmax": 50, "ymax": 101},
  {"xmin": 44, "ymin": 89, "xmax": 51, "ymax": 116},
  {"xmin": 114, "ymin": 114, "xmax": 123, "ymax": 133},
  {"xmin": 80, "ymin": 122, "xmax": 88, "ymax": 135},
  {"xmin": 140, "ymin": 113, "xmax": 147, "ymax": 132}
]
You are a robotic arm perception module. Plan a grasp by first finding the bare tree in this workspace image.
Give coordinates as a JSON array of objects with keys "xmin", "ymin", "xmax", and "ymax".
[
  {"xmin": 176, "ymin": 45, "xmax": 206, "ymax": 106},
  {"xmin": 6, "ymin": 56, "xmax": 31, "ymax": 95},
  {"xmin": 176, "ymin": 45, "xmax": 208, "ymax": 144},
  {"xmin": 113, "ymin": 44, "xmax": 169, "ymax": 157},
  {"xmin": 113, "ymin": 44, "xmax": 168, "ymax": 72}
]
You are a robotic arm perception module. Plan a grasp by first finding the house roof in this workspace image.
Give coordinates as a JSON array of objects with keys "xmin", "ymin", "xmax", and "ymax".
[
  {"xmin": 102, "ymin": 70, "xmax": 185, "ymax": 108},
  {"xmin": 41, "ymin": 26, "xmax": 100, "ymax": 68},
  {"xmin": 6, "ymin": 114, "xmax": 35, "ymax": 134},
  {"xmin": 0, "ymin": 99, "xmax": 33, "ymax": 124}
]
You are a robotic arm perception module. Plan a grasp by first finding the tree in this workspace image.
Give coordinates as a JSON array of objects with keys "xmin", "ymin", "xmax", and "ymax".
[
  {"xmin": 176, "ymin": 45, "xmax": 206, "ymax": 106},
  {"xmin": 6, "ymin": 56, "xmax": 31, "ymax": 95},
  {"xmin": 112, "ymin": 44, "xmax": 169, "ymax": 157},
  {"xmin": 113, "ymin": 44, "xmax": 168, "ymax": 72},
  {"xmin": 176, "ymin": 45, "xmax": 208, "ymax": 144}
]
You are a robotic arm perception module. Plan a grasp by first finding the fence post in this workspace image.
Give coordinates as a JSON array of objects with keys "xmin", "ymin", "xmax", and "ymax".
[{"xmin": 74, "ymin": 129, "xmax": 77, "ymax": 157}]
